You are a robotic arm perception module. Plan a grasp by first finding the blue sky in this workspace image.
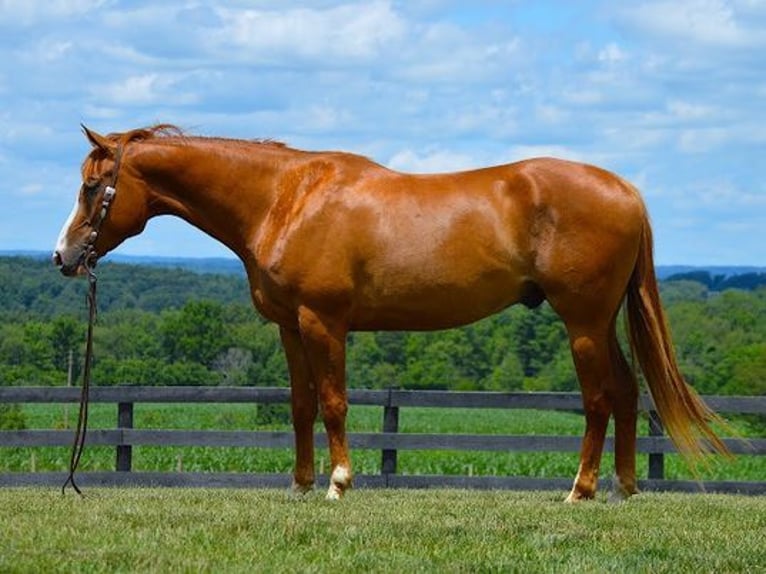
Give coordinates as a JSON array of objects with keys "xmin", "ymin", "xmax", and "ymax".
[{"xmin": 1, "ymin": 0, "xmax": 764, "ymax": 264}]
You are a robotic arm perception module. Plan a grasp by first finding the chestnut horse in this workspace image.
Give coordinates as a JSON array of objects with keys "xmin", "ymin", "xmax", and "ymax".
[{"xmin": 54, "ymin": 125, "xmax": 728, "ymax": 501}]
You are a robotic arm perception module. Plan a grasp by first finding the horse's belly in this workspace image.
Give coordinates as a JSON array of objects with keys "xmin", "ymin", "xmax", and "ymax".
[{"xmin": 350, "ymin": 267, "xmax": 527, "ymax": 331}]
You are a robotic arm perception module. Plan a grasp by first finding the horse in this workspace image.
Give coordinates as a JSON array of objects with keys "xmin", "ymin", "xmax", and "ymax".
[{"xmin": 53, "ymin": 124, "xmax": 729, "ymax": 501}]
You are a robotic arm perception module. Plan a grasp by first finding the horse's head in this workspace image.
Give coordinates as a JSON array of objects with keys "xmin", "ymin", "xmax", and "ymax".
[{"xmin": 53, "ymin": 126, "xmax": 151, "ymax": 276}]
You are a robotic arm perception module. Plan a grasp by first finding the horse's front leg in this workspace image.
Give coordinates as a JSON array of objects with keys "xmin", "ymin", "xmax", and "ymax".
[
  {"xmin": 280, "ymin": 326, "xmax": 318, "ymax": 496},
  {"xmin": 297, "ymin": 307, "xmax": 351, "ymax": 500}
]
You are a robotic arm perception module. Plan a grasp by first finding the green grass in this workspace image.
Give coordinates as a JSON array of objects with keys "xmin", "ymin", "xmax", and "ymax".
[
  {"xmin": 2, "ymin": 403, "xmax": 764, "ymax": 482},
  {"xmin": 1, "ymin": 488, "xmax": 764, "ymax": 573}
]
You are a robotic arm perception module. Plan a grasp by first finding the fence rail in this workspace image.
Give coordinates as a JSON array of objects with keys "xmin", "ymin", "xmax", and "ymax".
[{"xmin": 1, "ymin": 386, "xmax": 764, "ymax": 494}]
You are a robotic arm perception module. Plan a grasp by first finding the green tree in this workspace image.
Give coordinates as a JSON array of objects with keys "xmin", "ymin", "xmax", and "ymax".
[
  {"xmin": 161, "ymin": 301, "xmax": 229, "ymax": 367},
  {"xmin": 50, "ymin": 315, "xmax": 83, "ymax": 372},
  {"xmin": 721, "ymin": 343, "xmax": 766, "ymax": 396},
  {"xmin": 486, "ymin": 352, "xmax": 525, "ymax": 391},
  {"xmin": 507, "ymin": 304, "xmax": 568, "ymax": 378},
  {"xmin": 404, "ymin": 330, "xmax": 475, "ymax": 389}
]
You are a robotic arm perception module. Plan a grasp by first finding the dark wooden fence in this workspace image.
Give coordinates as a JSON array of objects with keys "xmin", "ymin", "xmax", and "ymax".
[{"xmin": 1, "ymin": 386, "xmax": 764, "ymax": 494}]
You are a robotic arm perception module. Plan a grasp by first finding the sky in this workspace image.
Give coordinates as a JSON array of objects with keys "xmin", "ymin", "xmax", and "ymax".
[{"xmin": 0, "ymin": 0, "xmax": 764, "ymax": 265}]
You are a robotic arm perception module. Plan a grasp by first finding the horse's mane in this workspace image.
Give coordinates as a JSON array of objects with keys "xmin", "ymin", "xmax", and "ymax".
[
  {"xmin": 107, "ymin": 123, "xmax": 185, "ymax": 147},
  {"xmin": 107, "ymin": 124, "xmax": 286, "ymax": 148},
  {"xmin": 83, "ymin": 124, "xmax": 287, "ymax": 177}
]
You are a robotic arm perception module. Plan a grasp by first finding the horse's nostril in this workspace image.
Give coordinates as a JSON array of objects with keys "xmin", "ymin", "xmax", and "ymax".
[{"xmin": 52, "ymin": 251, "xmax": 62, "ymax": 267}]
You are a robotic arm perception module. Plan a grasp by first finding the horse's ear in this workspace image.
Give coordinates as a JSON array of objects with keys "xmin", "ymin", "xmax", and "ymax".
[{"xmin": 81, "ymin": 124, "xmax": 115, "ymax": 155}]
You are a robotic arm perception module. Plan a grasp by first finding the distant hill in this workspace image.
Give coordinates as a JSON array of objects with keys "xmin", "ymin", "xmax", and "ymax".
[
  {"xmin": 655, "ymin": 265, "xmax": 766, "ymax": 280},
  {"xmin": 1, "ymin": 250, "xmax": 247, "ymax": 276},
  {"xmin": 3, "ymin": 250, "xmax": 763, "ymax": 282},
  {"xmin": 662, "ymin": 270, "xmax": 766, "ymax": 291},
  {"xmin": 107, "ymin": 254, "xmax": 246, "ymax": 276},
  {"xmin": 0, "ymin": 254, "xmax": 251, "ymax": 317}
]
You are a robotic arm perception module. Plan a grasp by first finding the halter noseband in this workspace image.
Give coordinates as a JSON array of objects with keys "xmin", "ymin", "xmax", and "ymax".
[{"xmin": 82, "ymin": 145, "xmax": 123, "ymax": 270}]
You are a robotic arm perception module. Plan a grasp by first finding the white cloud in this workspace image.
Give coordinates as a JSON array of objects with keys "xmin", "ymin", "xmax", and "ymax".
[
  {"xmin": 667, "ymin": 100, "xmax": 716, "ymax": 121},
  {"xmin": 0, "ymin": 0, "xmax": 110, "ymax": 25},
  {"xmin": 617, "ymin": 0, "xmax": 765, "ymax": 48},
  {"xmin": 395, "ymin": 21, "xmax": 521, "ymax": 83},
  {"xmin": 715, "ymin": 219, "xmax": 762, "ymax": 234},
  {"xmin": 387, "ymin": 148, "xmax": 484, "ymax": 173},
  {"xmin": 98, "ymin": 74, "xmax": 163, "ymax": 106},
  {"xmin": 696, "ymin": 180, "xmax": 766, "ymax": 207},
  {"xmin": 598, "ymin": 42, "xmax": 627, "ymax": 64},
  {"xmin": 562, "ymin": 88, "xmax": 603, "ymax": 106},
  {"xmin": 302, "ymin": 105, "xmax": 354, "ymax": 132},
  {"xmin": 19, "ymin": 183, "xmax": 43, "ymax": 196},
  {"xmin": 96, "ymin": 73, "xmax": 199, "ymax": 107},
  {"xmin": 639, "ymin": 100, "xmax": 724, "ymax": 133},
  {"xmin": 212, "ymin": 1, "xmax": 406, "ymax": 62},
  {"xmin": 535, "ymin": 104, "xmax": 569, "ymax": 125},
  {"xmin": 82, "ymin": 104, "xmax": 122, "ymax": 121},
  {"xmin": 447, "ymin": 104, "xmax": 518, "ymax": 139},
  {"xmin": 677, "ymin": 128, "xmax": 730, "ymax": 153},
  {"xmin": 20, "ymin": 38, "xmax": 74, "ymax": 63}
]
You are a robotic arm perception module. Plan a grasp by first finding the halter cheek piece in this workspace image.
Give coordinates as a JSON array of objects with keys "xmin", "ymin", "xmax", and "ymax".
[
  {"xmin": 82, "ymin": 145, "xmax": 123, "ymax": 270},
  {"xmin": 82, "ymin": 185, "xmax": 116, "ymax": 267}
]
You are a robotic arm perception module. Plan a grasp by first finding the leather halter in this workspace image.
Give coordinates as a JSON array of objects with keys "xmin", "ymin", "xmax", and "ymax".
[{"xmin": 82, "ymin": 144, "xmax": 123, "ymax": 270}]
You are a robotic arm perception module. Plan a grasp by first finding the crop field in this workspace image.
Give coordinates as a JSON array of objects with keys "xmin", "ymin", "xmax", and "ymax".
[
  {"xmin": 1, "ymin": 488, "xmax": 765, "ymax": 573},
  {"xmin": 1, "ymin": 403, "xmax": 763, "ymax": 482}
]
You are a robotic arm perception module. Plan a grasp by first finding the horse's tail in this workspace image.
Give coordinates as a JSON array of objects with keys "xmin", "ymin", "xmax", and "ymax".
[{"xmin": 625, "ymin": 215, "xmax": 730, "ymax": 460}]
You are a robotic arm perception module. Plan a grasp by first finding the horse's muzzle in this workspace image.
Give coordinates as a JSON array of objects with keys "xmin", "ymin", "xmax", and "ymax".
[{"xmin": 52, "ymin": 250, "xmax": 88, "ymax": 277}]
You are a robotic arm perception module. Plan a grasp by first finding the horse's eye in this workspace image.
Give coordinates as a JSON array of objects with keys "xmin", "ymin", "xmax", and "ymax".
[{"xmin": 82, "ymin": 180, "xmax": 100, "ymax": 195}]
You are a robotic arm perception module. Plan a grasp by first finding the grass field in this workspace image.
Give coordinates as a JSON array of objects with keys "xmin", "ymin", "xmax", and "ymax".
[
  {"xmin": 1, "ymin": 488, "xmax": 765, "ymax": 573},
  {"xmin": 2, "ymin": 403, "xmax": 764, "ymax": 482}
]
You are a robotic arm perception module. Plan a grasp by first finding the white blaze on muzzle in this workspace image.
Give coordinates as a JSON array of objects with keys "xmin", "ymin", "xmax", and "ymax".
[
  {"xmin": 54, "ymin": 184, "xmax": 117, "ymax": 267},
  {"xmin": 55, "ymin": 194, "xmax": 82, "ymax": 255}
]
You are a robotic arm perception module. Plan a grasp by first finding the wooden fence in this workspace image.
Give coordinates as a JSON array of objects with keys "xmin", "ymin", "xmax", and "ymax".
[{"xmin": 1, "ymin": 386, "xmax": 764, "ymax": 494}]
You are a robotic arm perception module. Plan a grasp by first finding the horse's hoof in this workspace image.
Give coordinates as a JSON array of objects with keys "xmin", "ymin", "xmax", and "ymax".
[
  {"xmin": 564, "ymin": 489, "xmax": 595, "ymax": 504},
  {"xmin": 290, "ymin": 480, "xmax": 314, "ymax": 499},
  {"xmin": 608, "ymin": 476, "xmax": 639, "ymax": 503},
  {"xmin": 325, "ymin": 486, "xmax": 343, "ymax": 501},
  {"xmin": 325, "ymin": 465, "xmax": 351, "ymax": 501}
]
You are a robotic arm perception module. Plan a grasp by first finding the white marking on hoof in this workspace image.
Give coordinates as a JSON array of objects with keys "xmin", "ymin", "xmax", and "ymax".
[
  {"xmin": 565, "ymin": 471, "xmax": 587, "ymax": 503},
  {"xmin": 326, "ymin": 465, "xmax": 351, "ymax": 501},
  {"xmin": 564, "ymin": 489, "xmax": 589, "ymax": 504}
]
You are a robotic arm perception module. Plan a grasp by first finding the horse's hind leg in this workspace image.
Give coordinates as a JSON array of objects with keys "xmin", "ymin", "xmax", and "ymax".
[
  {"xmin": 562, "ymin": 319, "xmax": 640, "ymax": 502},
  {"xmin": 609, "ymin": 335, "xmax": 640, "ymax": 500},
  {"xmin": 564, "ymin": 325, "xmax": 614, "ymax": 502}
]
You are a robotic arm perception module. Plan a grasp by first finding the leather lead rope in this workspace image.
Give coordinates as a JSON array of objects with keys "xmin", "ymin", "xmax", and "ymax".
[{"xmin": 62, "ymin": 262, "xmax": 97, "ymax": 495}]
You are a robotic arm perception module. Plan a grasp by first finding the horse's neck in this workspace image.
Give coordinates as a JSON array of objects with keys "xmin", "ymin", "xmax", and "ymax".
[{"xmin": 139, "ymin": 140, "xmax": 285, "ymax": 258}]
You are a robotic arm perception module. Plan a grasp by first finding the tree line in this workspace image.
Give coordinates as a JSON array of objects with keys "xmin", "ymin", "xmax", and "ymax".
[{"xmin": 0, "ymin": 256, "xmax": 763, "ymax": 396}]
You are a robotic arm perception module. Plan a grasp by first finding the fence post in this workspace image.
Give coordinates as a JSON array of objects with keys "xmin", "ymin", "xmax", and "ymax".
[
  {"xmin": 381, "ymin": 388, "xmax": 399, "ymax": 482},
  {"xmin": 648, "ymin": 410, "xmax": 664, "ymax": 480},
  {"xmin": 116, "ymin": 401, "xmax": 134, "ymax": 472}
]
